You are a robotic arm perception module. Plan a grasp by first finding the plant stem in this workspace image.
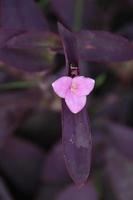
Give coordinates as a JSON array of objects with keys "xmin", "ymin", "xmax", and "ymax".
[
  {"xmin": 74, "ymin": 0, "xmax": 84, "ymax": 31},
  {"xmin": 96, "ymin": 74, "xmax": 107, "ymax": 88},
  {"xmin": 39, "ymin": 0, "xmax": 49, "ymax": 8},
  {"xmin": 0, "ymin": 80, "xmax": 36, "ymax": 91}
]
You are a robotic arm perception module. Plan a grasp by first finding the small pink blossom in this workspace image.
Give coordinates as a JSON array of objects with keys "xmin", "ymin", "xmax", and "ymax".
[{"xmin": 52, "ymin": 76, "xmax": 95, "ymax": 114}]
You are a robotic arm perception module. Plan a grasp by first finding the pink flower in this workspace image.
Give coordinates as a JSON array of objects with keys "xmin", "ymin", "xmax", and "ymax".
[{"xmin": 52, "ymin": 76, "xmax": 95, "ymax": 114}]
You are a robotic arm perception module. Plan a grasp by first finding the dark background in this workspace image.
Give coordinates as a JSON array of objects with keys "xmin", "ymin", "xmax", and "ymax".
[{"xmin": 0, "ymin": 0, "xmax": 133, "ymax": 199}]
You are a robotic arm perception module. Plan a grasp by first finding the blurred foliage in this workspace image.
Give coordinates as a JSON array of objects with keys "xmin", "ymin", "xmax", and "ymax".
[{"xmin": 0, "ymin": 0, "xmax": 133, "ymax": 200}]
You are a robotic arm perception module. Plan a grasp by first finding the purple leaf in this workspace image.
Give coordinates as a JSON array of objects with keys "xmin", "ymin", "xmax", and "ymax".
[
  {"xmin": 0, "ymin": 89, "xmax": 41, "ymax": 150},
  {"xmin": 7, "ymin": 30, "xmax": 61, "ymax": 52},
  {"xmin": 42, "ymin": 143, "xmax": 70, "ymax": 183},
  {"xmin": 106, "ymin": 121, "xmax": 133, "ymax": 160},
  {"xmin": 0, "ymin": 29, "xmax": 60, "ymax": 71},
  {"xmin": 58, "ymin": 23, "xmax": 92, "ymax": 186},
  {"xmin": 0, "ymin": 0, "xmax": 48, "ymax": 30},
  {"xmin": 56, "ymin": 183, "xmax": 98, "ymax": 200},
  {"xmin": 105, "ymin": 147, "xmax": 133, "ymax": 200},
  {"xmin": 0, "ymin": 138, "xmax": 44, "ymax": 193},
  {"xmin": 58, "ymin": 23, "xmax": 79, "ymax": 75},
  {"xmin": 62, "ymin": 101, "xmax": 92, "ymax": 186},
  {"xmin": 0, "ymin": 0, "xmax": 51, "ymax": 71},
  {"xmin": 51, "ymin": 0, "xmax": 75, "ymax": 28},
  {"xmin": 51, "ymin": 0, "xmax": 98, "ymax": 29},
  {"xmin": 77, "ymin": 30, "xmax": 133, "ymax": 61}
]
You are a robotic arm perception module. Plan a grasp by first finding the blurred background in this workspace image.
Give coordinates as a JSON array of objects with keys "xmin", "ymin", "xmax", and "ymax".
[{"xmin": 0, "ymin": 0, "xmax": 133, "ymax": 199}]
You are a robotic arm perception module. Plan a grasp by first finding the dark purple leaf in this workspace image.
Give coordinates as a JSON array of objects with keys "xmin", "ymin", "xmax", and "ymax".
[
  {"xmin": 83, "ymin": 0, "xmax": 102, "ymax": 28},
  {"xmin": 0, "ymin": 89, "xmax": 41, "ymax": 149},
  {"xmin": 0, "ymin": 138, "xmax": 44, "ymax": 193},
  {"xmin": 58, "ymin": 23, "xmax": 79, "ymax": 76},
  {"xmin": 58, "ymin": 23, "xmax": 92, "ymax": 186},
  {"xmin": 51, "ymin": 0, "xmax": 75, "ymax": 28},
  {"xmin": 77, "ymin": 30, "xmax": 133, "ymax": 62},
  {"xmin": 0, "ymin": 0, "xmax": 48, "ymax": 30},
  {"xmin": 7, "ymin": 31, "xmax": 61, "ymax": 52},
  {"xmin": 0, "ymin": 0, "xmax": 51, "ymax": 71},
  {"xmin": 98, "ymin": 93, "xmax": 132, "ymax": 124},
  {"xmin": 0, "ymin": 29, "xmax": 60, "ymax": 71},
  {"xmin": 0, "ymin": 178, "xmax": 14, "ymax": 200},
  {"xmin": 56, "ymin": 183, "xmax": 98, "ymax": 200},
  {"xmin": 51, "ymin": 0, "xmax": 98, "ymax": 29},
  {"xmin": 42, "ymin": 143, "xmax": 70, "ymax": 183},
  {"xmin": 91, "ymin": 130, "xmax": 107, "ymax": 168},
  {"xmin": 62, "ymin": 101, "xmax": 92, "ymax": 186},
  {"xmin": 106, "ymin": 121, "xmax": 133, "ymax": 160},
  {"xmin": 105, "ymin": 147, "xmax": 133, "ymax": 200}
]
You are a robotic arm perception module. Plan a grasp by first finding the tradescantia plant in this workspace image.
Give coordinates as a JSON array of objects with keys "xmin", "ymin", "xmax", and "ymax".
[
  {"xmin": 1, "ymin": 0, "xmax": 133, "ymax": 190},
  {"xmin": 50, "ymin": 22, "xmax": 133, "ymax": 186},
  {"xmin": 52, "ymin": 23, "xmax": 95, "ymax": 186}
]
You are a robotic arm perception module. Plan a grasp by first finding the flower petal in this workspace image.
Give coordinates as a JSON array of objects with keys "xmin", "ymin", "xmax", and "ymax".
[
  {"xmin": 52, "ymin": 76, "xmax": 72, "ymax": 98},
  {"xmin": 72, "ymin": 76, "xmax": 95, "ymax": 96},
  {"xmin": 65, "ymin": 91, "xmax": 86, "ymax": 113}
]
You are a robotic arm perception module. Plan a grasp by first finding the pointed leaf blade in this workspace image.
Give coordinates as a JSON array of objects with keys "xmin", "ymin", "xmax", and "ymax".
[
  {"xmin": 77, "ymin": 30, "xmax": 133, "ymax": 62},
  {"xmin": 0, "ymin": 29, "xmax": 60, "ymax": 71},
  {"xmin": 62, "ymin": 101, "xmax": 92, "ymax": 186},
  {"xmin": 51, "ymin": 0, "xmax": 75, "ymax": 28},
  {"xmin": 58, "ymin": 23, "xmax": 79, "ymax": 75},
  {"xmin": 58, "ymin": 23, "xmax": 92, "ymax": 185},
  {"xmin": 0, "ymin": 0, "xmax": 48, "ymax": 30}
]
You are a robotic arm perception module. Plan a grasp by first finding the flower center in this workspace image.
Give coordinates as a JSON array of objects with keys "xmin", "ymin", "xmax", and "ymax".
[{"xmin": 70, "ymin": 82, "xmax": 78, "ymax": 93}]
